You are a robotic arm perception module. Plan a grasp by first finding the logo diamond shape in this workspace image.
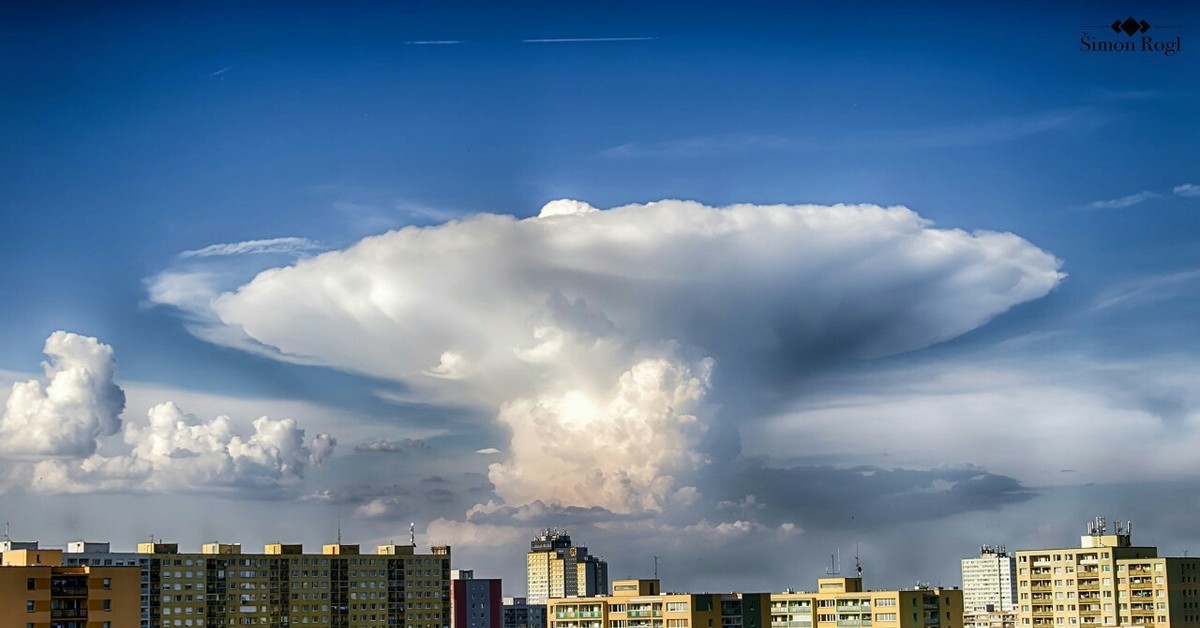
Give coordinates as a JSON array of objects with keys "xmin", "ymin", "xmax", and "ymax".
[{"xmin": 1111, "ymin": 16, "xmax": 1151, "ymax": 37}]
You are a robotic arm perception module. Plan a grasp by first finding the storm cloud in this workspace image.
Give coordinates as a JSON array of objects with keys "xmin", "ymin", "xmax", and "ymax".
[{"xmin": 149, "ymin": 199, "xmax": 1063, "ymax": 514}]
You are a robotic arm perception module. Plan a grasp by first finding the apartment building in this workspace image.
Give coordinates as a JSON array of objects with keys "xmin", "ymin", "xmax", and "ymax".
[
  {"xmin": 527, "ymin": 529, "xmax": 608, "ymax": 605},
  {"xmin": 548, "ymin": 578, "xmax": 770, "ymax": 628},
  {"xmin": 963, "ymin": 546, "xmax": 1018, "ymax": 628},
  {"xmin": 771, "ymin": 576, "xmax": 963, "ymax": 628},
  {"xmin": 504, "ymin": 596, "xmax": 548, "ymax": 628},
  {"xmin": 452, "ymin": 569, "xmax": 502, "ymax": 628},
  {"xmin": 60, "ymin": 539, "xmax": 451, "ymax": 628},
  {"xmin": 1015, "ymin": 517, "xmax": 1200, "ymax": 628},
  {"xmin": 0, "ymin": 548, "xmax": 140, "ymax": 628}
]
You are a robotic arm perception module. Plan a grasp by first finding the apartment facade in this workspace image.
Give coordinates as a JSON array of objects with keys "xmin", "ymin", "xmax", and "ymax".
[
  {"xmin": 527, "ymin": 529, "xmax": 608, "ymax": 605},
  {"xmin": 0, "ymin": 548, "xmax": 140, "ymax": 628},
  {"xmin": 771, "ymin": 576, "xmax": 963, "ymax": 628},
  {"xmin": 60, "ymin": 539, "xmax": 451, "ymax": 628},
  {"xmin": 452, "ymin": 569, "xmax": 503, "ymax": 628},
  {"xmin": 963, "ymin": 546, "xmax": 1018, "ymax": 628},
  {"xmin": 1015, "ymin": 517, "xmax": 1200, "ymax": 628},
  {"xmin": 548, "ymin": 578, "xmax": 770, "ymax": 628},
  {"xmin": 504, "ymin": 596, "xmax": 548, "ymax": 628}
]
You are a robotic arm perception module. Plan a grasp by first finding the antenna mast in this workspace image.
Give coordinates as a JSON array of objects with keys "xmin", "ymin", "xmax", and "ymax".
[
  {"xmin": 410, "ymin": 522, "xmax": 416, "ymax": 548},
  {"xmin": 827, "ymin": 549, "xmax": 841, "ymax": 576},
  {"xmin": 653, "ymin": 555, "xmax": 660, "ymax": 580}
]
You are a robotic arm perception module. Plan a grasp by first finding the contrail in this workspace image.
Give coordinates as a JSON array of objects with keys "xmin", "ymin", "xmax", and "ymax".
[
  {"xmin": 405, "ymin": 40, "xmax": 463, "ymax": 45},
  {"xmin": 209, "ymin": 66, "xmax": 234, "ymax": 77},
  {"xmin": 522, "ymin": 36, "xmax": 657, "ymax": 43}
]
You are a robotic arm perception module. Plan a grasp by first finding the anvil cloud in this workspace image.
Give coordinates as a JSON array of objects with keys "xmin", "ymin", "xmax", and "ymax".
[{"xmin": 150, "ymin": 199, "xmax": 1064, "ymax": 514}]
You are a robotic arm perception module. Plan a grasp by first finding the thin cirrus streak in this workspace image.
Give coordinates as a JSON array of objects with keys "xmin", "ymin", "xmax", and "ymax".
[
  {"xmin": 522, "ymin": 36, "xmax": 657, "ymax": 43},
  {"xmin": 404, "ymin": 40, "xmax": 463, "ymax": 45}
]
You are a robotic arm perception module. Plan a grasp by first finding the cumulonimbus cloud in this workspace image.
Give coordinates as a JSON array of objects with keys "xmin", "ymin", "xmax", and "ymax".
[{"xmin": 150, "ymin": 199, "xmax": 1064, "ymax": 512}]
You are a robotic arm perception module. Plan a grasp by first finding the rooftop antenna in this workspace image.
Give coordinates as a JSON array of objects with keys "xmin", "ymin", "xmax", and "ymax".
[
  {"xmin": 855, "ymin": 542, "xmax": 863, "ymax": 578},
  {"xmin": 410, "ymin": 522, "xmax": 416, "ymax": 548},
  {"xmin": 653, "ymin": 555, "xmax": 660, "ymax": 580},
  {"xmin": 337, "ymin": 518, "xmax": 342, "ymax": 545},
  {"xmin": 3, "ymin": 521, "xmax": 9, "ymax": 542},
  {"xmin": 827, "ymin": 548, "xmax": 841, "ymax": 576}
]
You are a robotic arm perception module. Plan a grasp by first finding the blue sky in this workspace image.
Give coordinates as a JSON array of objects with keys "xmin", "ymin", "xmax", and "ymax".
[{"xmin": 1, "ymin": 0, "xmax": 1199, "ymax": 594}]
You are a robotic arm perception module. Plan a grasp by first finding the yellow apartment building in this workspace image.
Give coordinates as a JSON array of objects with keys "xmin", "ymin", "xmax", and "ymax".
[
  {"xmin": 1015, "ymin": 518, "xmax": 1200, "ymax": 628},
  {"xmin": 0, "ymin": 548, "xmax": 140, "ymax": 628},
  {"xmin": 548, "ymin": 578, "xmax": 770, "ymax": 628},
  {"xmin": 57, "ymin": 538, "xmax": 451, "ymax": 627},
  {"xmin": 771, "ymin": 576, "xmax": 963, "ymax": 628}
]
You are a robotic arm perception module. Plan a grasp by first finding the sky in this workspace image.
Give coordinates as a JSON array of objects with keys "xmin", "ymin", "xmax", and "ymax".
[{"xmin": 1, "ymin": 0, "xmax": 1199, "ymax": 596}]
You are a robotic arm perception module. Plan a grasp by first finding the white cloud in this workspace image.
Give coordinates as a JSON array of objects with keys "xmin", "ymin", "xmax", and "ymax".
[
  {"xmin": 180, "ymin": 237, "xmax": 323, "ymax": 259},
  {"xmin": 0, "ymin": 332, "xmax": 336, "ymax": 496},
  {"xmin": 30, "ymin": 401, "xmax": 336, "ymax": 494},
  {"xmin": 356, "ymin": 497, "xmax": 416, "ymax": 519},
  {"xmin": 151, "ymin": 199, "xmax": 1064, "ymax": 512},
  {"xmin": 1173, "ymin": 183, "xmax": 1200, "ymax": 198},
  {"xmin": 355, "ymin": 438, "xmax": 427, "ymax": 453},
  {"xmin": 425, "ymin": 517, "xmax": 529, "ymax": 548},
  {"xmin": 1087, "ymin": 191, "xmax": 1160, "ymax": 210},
  {"xmin": 0, "ymin": 332, "xmax": 125, "ymax": 456}
]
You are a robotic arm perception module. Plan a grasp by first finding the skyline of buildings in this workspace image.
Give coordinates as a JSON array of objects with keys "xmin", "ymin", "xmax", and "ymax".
[{"xmin": 4, "ymin": 515, "xmax": 1200, "ymax": 628}]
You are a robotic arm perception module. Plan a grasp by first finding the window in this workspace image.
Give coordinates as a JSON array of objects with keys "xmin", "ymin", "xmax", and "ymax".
[
  {"xmin": 26, "ymin": 601, "xmax": 35, "ymax": 612},
  {"xmin": 26, "ymin": 578, "xmax": 35, "ymax": 590},
  {"xmin": 103, "ymin": 599, "xmax": 112, "ymax": 611},
  {"xmin": 103, "ymin": 578, "xmax": 112, "ymax": 589}
]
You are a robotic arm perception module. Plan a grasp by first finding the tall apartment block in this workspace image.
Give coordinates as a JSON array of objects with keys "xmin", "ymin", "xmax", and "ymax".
[
  {"xmin": 452, "ymin": 569, "xmax": 503, "ymax": 628},
  {"xmin": 1015, "ymin": 516, "xmax": 1200, "ymax": 628},
  {"xmin": 547, "ymin": 578, "xmax": 770, "ymax": 628},
  {"xmin": 0, "ymin": 547, "xmax": 140, "ymax": 628},
  {"xmin": 527, "ymin": 529, "xmax": 608, "ymax": 605},
  {"xmin": 771, "ymin": 576, "xmax": 964, "ymax": 628},
  {"xmin": 58, "ymin": 538, "xmax": 451, "ymax": 628},
  {"xmin": 963, "ymin": 546, "xmax": 1018, "ymax": 628}
]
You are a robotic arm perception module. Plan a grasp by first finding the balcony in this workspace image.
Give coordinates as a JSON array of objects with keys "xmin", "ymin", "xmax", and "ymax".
[
  {"xmin": 51, "ymin": 609, "xmax": 88, "ymax": 619},
  {"xmin": 50, "ymin": 586, "xmax": 90, "ymax": 596}
]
